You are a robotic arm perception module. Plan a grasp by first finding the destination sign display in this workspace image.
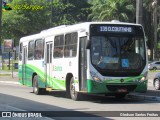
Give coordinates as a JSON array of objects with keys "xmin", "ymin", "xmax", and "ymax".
[
  {"xmin": 98, "ymin": 26, "xmax": 133, "ymax": 33},
  {"xmin": 90, "ymin": 24, "xmax": 143, "ymax": 36}
]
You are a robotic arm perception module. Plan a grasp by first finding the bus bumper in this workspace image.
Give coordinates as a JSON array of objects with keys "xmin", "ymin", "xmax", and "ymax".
[{"xmin": 87, "ymin": 79, "xmax": 147, "ymax": 94}]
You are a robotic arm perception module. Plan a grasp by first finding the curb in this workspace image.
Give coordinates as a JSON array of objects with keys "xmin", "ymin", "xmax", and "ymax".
[
  {"xmin": 127, "ymin": 94, "xmax": 160, "ymax": 102},
  {"xmin": 0, "ymin": 73, "xmax": 18, "ymax": 77}
]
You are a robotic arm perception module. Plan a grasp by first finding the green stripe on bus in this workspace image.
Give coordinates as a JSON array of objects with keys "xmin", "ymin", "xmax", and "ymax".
[{"xmin": 18, "ymin": 64, "xmax": 66, "ymax": 90}]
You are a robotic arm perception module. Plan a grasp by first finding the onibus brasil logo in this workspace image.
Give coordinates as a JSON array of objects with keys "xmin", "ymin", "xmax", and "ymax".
[{"xmin": 2, "ymin": 1, "xmax": 12, "ymax": 11}]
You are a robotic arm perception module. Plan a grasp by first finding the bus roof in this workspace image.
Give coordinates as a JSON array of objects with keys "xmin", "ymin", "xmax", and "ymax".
[{"xmin": 19, "ymin": 21, "xmax": 142, "ymax": 43}]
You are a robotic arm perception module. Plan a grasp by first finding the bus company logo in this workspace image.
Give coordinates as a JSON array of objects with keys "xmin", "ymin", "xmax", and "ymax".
[
  {"xmin": 2, "ymin": 112, "xmax": 11, "ymax": 117},
  {"xmin": 53, "ymin": 65, "xmax": 62, "ymax": 71},
  {"xmin": 2, "ymin": 1, "xmax": 12, "ymax": 12}
]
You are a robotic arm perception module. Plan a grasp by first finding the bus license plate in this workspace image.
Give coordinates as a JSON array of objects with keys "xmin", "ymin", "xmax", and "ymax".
[{"xmin": 118, "ymin": 89, "xmax": 127, "ymax": 92}]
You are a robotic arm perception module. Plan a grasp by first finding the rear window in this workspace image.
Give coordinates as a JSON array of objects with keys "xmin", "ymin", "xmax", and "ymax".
[{"xmin": 155, "ymin": 62, "xmax": 160, "ymax": 64}]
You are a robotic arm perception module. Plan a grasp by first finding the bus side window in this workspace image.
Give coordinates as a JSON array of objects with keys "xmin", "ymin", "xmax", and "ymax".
[
  {"xmin": 53, "ymin": 35, "xmax": 64, "ymax": 58},
  {"xmin": 34, "ymin": 39, "xmax": 44, "ymax": 60},
  {"xmin": 28, "ymin": 40, "xmax": 34, "ymax": 60},
  {"xmin": 64, "ymin": 32, "xmax": 78, "ymax": 57},
  {"xmin": 19, "ymin": 43, "xmax": 22, "ymax": 61}
]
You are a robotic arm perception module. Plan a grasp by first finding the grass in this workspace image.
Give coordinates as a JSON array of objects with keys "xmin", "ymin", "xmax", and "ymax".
[
  {"xmin": 149, "ymin": 70, "xmax": 160, "ymax": 72},
  {"xmin": 0, "ymin": 74, "xmax": 11, "ymax": 76},
  {"xmin": 2, "ymin": 63, "xmax": 18, "ymax": 71}
]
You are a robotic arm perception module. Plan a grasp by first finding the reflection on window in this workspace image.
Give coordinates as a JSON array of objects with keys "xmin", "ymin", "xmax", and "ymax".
[
  {"xmin": 19, "ymin": 43, "xmax": 22, "ymax": 61},
  {"xmin": 47, "ymin": 44, "xmax": 53, "ymax": 63},
  {"xmin": 28, "ymin": 41, "xmax": 34, "ymax": 60},
  {"xmin": 50, "ymin": 44, "xmax": 52, "ymax": 62},
  {"xmin": 91, "ymin": 36, "xmax": 145, "ymax": 70},
  {"xmin": 47, "ymin": 44, "xmax": 49, "ymax": 63},
  {"xmin": 53, "ymin": 35, "xmax": 64, "ymax": 58},
  {"xmin": 34, "ymin": 39, "xmax": 44, "ymax": 60},
  {"xmin": 135, "ymin": 37, "xmax": 145, "ymax": 60},
  {"xmin": 64, "ymin": 32, "xmax": 78, "ymax": 57}
]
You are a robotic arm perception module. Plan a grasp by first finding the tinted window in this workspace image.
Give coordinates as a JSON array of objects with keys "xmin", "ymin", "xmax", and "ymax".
[
  {"xmin": 34, "ymin": 39, "xmax": 44, "ymax": 60},
  {"xmin": 155, "ymin": 62, "xmax": 160, "ymax": 64},
  {"xmin": 90, "ymin": 36, "xmax": 146, "ymax": 76},
  {"xmin": 28, "ymin": 40, "xmax": 34, "ymax": 60},
  {"xmin": 53, "ymin": 35, "xmax": 64, "ymax": 58},
  {"xmin": 64, "ymin": 32, "xmax": 78, "ymax": 57},
  {"xmin": 19, "ymin": 43, "xmax": 22, "ymax": 61}
]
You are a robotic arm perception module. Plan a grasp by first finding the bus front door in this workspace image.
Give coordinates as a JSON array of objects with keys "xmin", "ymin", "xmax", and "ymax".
[
  {"xmin": 22, "ymin": 47, "xmax": 27, "ymax": 85},
  {"xmin": 79, "ymin": 37, "xmax": 87, "ymax": 91},
  {"xmin": 45, "ymin": 42, "xmax": 53, "ymax": 88}
]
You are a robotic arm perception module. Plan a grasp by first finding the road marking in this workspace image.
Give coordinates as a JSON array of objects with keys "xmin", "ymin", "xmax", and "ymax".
[
  {"xmin": 0, "ymin": 81, "xmax": 20, "ymax": 85},
  {"xmin": 127, "ymin": 94, "xmax": 160, "ymax": 102}
]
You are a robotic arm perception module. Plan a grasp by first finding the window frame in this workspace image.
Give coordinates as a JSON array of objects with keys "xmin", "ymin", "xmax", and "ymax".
[
  {"xmin": 28, "ymin": 40, "xmax": 35, "ymax": 60},
  {"xmin": 64, "ymin": 32, "xmax": 78, "ymax": 58},
  {"xmin": 53, "ymin": 35, "xmax": 64, "ymax": 58},
  {"xmin": 34, "ymin": 39, "xmax": 44, "ymax": 60},
  {"xmin": 19, "ymin": 43, "xmax": 23, "ymax": 61}
]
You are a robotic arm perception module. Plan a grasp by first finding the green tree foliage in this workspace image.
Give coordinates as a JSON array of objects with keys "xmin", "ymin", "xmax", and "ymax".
[
  {"xmin": 89, "ymin": 0, "xmax": 135, "ymax": 22},
  {"xmin": 51, "ymin": 0, "xmax": 91, "ymax": 26},
  {"xmin": 143, "ymin": 0, "xmax": 160, "ymax": 59},
  {"xmin": 143, "ymin": 0, "xmax": 153, "ymax": 50},
  {"xmin": 2, "ymin": 0, "xmax": 51, "ymax": 44},
  {"xmin": 2, "ymin": 0, "xmax": 91, "ymax": 45}
]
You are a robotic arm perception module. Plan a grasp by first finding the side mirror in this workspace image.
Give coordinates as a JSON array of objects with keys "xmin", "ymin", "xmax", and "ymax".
[{"xmin": 86, "ymin": 40, "xmax": 91, "ymax": 49}]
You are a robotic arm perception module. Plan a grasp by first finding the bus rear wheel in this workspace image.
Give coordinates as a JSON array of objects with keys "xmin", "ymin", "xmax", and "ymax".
[
  {"xmin": 33, "ymin": 75, "xmax": 43, "ymax": 95},
  {"xmin": 69, "ymin": 77, "xmax": 81, "ymax": 101}
]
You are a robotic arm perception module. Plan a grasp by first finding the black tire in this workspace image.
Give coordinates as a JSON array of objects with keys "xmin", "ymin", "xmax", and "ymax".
[
  {"xmin": 69, "ymin": 77, "xmax": 81, "ymax": 101},
  {"xmin": 33, "ymin": 75, "xmax": 43, "ymax": 95},
  {"xmin": 154, "ymin": 79, "xmax": 160, "ymax": 90},
  {"xmin": 115, "ymin": 93, "xmax": 126, "ymax": 99}
]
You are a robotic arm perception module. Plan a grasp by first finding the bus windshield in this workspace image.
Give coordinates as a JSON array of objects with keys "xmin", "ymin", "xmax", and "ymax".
[{"xmin": 91, "ymin": 35, "xmax": 146, "ymax": 76}]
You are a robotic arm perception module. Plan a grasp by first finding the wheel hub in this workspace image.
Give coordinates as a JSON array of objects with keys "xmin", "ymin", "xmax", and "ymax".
[{"xmin": 71, "ymin": 83, "xmax": 76, "ymax": 97}]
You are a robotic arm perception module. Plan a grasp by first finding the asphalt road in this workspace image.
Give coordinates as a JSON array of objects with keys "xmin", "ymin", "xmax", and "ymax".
[
  {"xmin": 0, "ymin": 81, "xmax": 160, "ymax": 120},
  {"xmin": 0, "ymin": 71, "xmax": 160, "ymax": 120}
]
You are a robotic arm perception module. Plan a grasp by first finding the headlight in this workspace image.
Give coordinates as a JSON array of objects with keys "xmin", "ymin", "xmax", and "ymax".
[
  {"xmin": 140, "ymin": 72, "xmax": 148, "ymax": 81},
  {"xmin": 93, "ymin": 76, "xmax": 101, "ymax": 81},
  {"xmin": 90, "ymin": 71, "xmax": 102, "ymax": 83}
]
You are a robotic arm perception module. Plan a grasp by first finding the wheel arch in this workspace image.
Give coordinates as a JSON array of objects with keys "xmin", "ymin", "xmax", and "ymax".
[{"xmin": 65, "ymin": 73, "xmax": 73, "ymax": 90}]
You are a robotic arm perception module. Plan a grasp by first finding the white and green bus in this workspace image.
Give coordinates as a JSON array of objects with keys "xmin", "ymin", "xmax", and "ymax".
[{"xmin": 18, "ymin": 21, "xmax": 148, "ymax": 100}]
